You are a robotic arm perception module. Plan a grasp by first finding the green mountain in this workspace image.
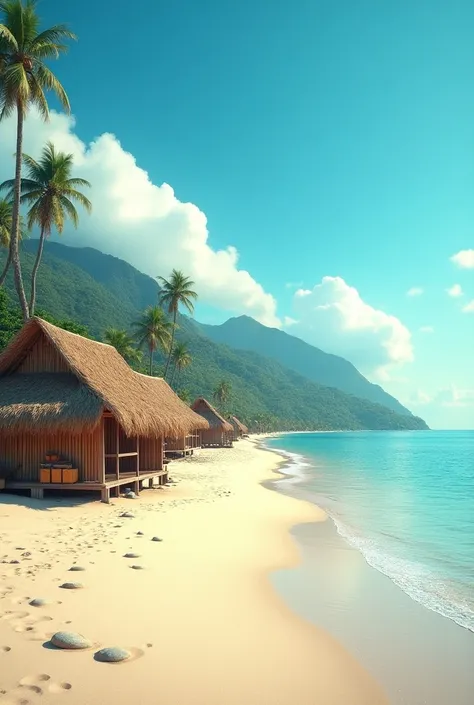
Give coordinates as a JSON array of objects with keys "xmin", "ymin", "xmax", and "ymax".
[
  {"xmin": 0, "ymin": 241, "xmax": 428, "ymax": 432},
  {"xmin": 197, "ymin": 315, "xmax": 412, "ymax": 416}
]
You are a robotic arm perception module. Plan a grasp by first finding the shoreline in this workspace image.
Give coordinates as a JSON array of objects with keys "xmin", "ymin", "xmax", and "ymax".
[
  {"xmin": 262, "ymin": 434, "xmax": 474, "ymax": 705},
  {"xmin": 0, "ymin": 438, "xmax": 388, "ymax": 705}
]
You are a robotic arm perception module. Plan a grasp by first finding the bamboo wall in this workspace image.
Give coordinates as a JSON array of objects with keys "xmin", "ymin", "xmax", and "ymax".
[
  {"xmin": 0, "ymin": 425, "xmax": 104, "ymax": 483},
  {"xmin": 17, "ymin": 335, "xmax": 69, "ymax": 373},
  {"xmin": 201, "ymin": 428, "xmax": 231, "ymax": 446},
  {"xmin": 139, "ymin": 436, "xmax": 163, "ymax": 471},
  {"xmin": 165, "ymin": 431, "xmax": 202, "ymax": 452}
]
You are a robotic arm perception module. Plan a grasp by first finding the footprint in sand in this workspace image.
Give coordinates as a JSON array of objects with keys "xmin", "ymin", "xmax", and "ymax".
[{"xmin": 0, "ymin": 645, "xmax": 12, "ymax": 653}]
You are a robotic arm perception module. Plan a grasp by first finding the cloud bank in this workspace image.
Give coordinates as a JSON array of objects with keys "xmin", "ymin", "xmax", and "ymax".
[
  {"xmin": 0, "ymin": 110, "xmax": 280, "ymax": 327},
  {"xmin": 451, "ymin": 250, "xmax": 474, "ymax": 269},
  {"xmin": 285, "ymin": 276, "xmax": 414, "ymax": 378},
  {"xmin": 446, "ymin": 284, "xmax": 463, "ymax": 298}
]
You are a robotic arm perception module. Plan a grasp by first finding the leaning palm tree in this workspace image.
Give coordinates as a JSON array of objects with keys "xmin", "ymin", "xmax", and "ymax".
[
  {"xmin": 170, "ymin": 341, "xmax": 192, "ymax": 387},
  {"xmin": 133, "ymin": 306, "xmax": 173, "ymax": 376},
  {"xmin": 104, "ymin": 328, "xmax": 142, "ymax": 366},
  {"xmin": 157, "ymin": 269, "xmax": 197, "ymax": 380},
  {"xmin": 0, "ymin": 142, "xmax": 91, "ymax": 314},
  {"xmin": 0, "ymin": 0, "xmax": 76, "ymax": 319},
  {"xmin": 0, "ymin": 197, "xmax": 26, "ymax": 285}
]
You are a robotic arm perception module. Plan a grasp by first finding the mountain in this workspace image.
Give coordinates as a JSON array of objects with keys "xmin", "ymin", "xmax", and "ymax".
[
  {"xmin": 197, "ymin": 315, "xmax": 412, "ymax": 416},
  {"xmin": 0, "ymin": 241, "xmax": 428, "ymax": 432}
]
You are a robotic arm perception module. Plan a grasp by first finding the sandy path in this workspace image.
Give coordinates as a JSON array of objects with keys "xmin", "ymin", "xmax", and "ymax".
[{"xmin": 0, "ymin": 439, "xmax": 388, "ymax": 705}]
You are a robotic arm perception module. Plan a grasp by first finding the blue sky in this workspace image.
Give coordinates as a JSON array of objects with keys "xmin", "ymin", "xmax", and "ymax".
[{"xmin": 1, "ymin": 0, "xmax": 473, "ymax": 428}]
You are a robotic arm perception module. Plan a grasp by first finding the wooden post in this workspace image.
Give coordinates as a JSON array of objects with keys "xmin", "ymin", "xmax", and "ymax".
[
  {"xmin": 101, "ymin": 417, "xmax": 106, "ymax": 484},
  {"xmin": 116, "ymin": 420, "xmax": 120, "ymax": 481},
  {"xmin": 136, "ymin": 437, "xmax": 140, "ymax": 478},
  {"xmin": 101, "ymin": 487, "xmax": 110, "ymax": 503}
]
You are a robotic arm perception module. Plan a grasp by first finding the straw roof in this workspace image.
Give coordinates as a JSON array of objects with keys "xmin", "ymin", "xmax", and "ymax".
[
  {"xmin": 0, "ymin": 318, "xmax": 209, "ymax": 437},
  {"xmin": 191, "ymin": 398, "xmax": 233, "ymax": 432},
  {"xmin": 229, "ymin": 415, "xmax": 249, "ymax": 434}
]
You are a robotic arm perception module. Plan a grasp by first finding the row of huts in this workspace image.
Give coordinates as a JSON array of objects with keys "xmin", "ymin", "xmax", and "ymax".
[{"xmin": 0, "ymin": 318, "xmax": 248, "ymax": 502}]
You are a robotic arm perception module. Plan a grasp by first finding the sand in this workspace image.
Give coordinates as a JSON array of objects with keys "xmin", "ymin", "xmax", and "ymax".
[{"xmin": 0, "ymin": 439, "xmax": 388, "ymax": 705}]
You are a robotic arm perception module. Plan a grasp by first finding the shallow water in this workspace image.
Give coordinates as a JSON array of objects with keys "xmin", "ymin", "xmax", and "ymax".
[{"xmin": 266, "ymin": 430, "xmax": 474, "ymax": 631}]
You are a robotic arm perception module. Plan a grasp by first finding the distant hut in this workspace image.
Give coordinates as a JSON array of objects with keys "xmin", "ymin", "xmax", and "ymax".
[
  {"xmin": 164, "ymin": 429, "xmax": 202, "ymax": 458},
  {"xmin": 0, "ymin": 318, "xmax": 208, "ymax": 502},
  {"xmin": 228, "ymin": 416, "xmax": 249, "ymax": 441},
  {"xmin": 191, "ymin": 398, "xmax": 233, "ymax": 447}
]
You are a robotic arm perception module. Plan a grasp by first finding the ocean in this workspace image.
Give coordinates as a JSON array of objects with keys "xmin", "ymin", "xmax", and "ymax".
[{"xmin": 266, "ymin": 430, "xmax": 474, "ymax": 632}]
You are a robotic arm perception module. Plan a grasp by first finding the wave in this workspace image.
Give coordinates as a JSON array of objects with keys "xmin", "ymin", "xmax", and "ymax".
[{"xmin": 265, "ymin": 439, "xmax": 474, "ymax": 633}]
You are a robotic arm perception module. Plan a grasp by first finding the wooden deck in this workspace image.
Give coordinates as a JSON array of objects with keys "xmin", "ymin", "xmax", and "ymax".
[{"xmin": 6, "ymin": 469, "xmax": 168, "ymax": 504}]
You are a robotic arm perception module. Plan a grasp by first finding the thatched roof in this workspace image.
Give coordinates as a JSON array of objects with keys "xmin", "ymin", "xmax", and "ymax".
[
  {"xmin": 0, "ymin": 318, "xmax": 209, "ymax": 437},
  {"xmin": 191, "ymin": 398, "xmax": 233, "ymax": 432},
  {"xmin": 229, "ymin": 416, "xmax": 249, "ymax": 434}
]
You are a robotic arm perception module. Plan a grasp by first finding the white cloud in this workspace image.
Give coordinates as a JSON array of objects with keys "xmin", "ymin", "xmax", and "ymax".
[
  {"xmin": 283, "ymin": 316, "xmax": 297, "ymax": 326},
  {"xmin": 0, "ymin": 110, "xmax": 280, "ymax": 327},
  {"xmin": 451, "ymin": 249, "xmax": 474, "ymax": 269},
  {"xmin": 285, "ymin": 281, "xmax": 303, "ymax": 290},
  {"xmin": 408, "ymin": 390, "xmax": 433, "ymax": 406},
  {"xmin": 462, "ymin": 300, "xmax": 474, "ymax": 313},
  {"xmin": 406, "ymin": 287, "xmax": 424, "ymax": 297},
  {"xmin": 434, "ymin": 387, "xmax": 474, "ymax": 408},
  {"xmin": 446, "ymin": 284, "xmax": 463, "ymax": 298},
  {"xmin": 286, "ymin": 276, "xmax": 414, "ymax": 377},
  {"xmin": 419, "ymin": 326, "xmax": 434, "ymax": 333}
]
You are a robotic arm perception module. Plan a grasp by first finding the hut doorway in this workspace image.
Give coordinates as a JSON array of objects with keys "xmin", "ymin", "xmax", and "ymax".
[{"xmin": 103, "ymin": 414, "xmax": 139, "ymax": 482}]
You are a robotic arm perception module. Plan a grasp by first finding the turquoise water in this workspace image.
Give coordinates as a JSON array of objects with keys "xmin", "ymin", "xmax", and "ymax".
[{"xmin": 266, "ymin": 430, "xmax": 474, "ymax": 631}]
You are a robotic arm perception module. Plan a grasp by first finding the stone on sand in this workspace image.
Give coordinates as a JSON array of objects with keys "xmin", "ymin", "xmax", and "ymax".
[
  {"xmin": 94, "ymin": 647, "xmax": 131, "ymax": 663},
  {"xmin": 68, "ymin": 566, "xmax": 86, "ymax": 572},
  {"xmin": 29, "ymin": 598, "xmax": 53, "ymax": 607},
  {"xmin": 151, "ymin": 537, "xmax": 163, "ymax": 542},
  {"xmin": 51, "ymin": 631, "xmax": 92, "ymax": 650},
  {"xmin": 123, "ymin": 553, "xmax": 140, "ymax": 559},
  {"xmin": 59, "ymin": 582, "xmax": 84, "ymax": 590},
  {"xmin": 120, "ymin": 512, "xmax": 135, "ymax": 518}
]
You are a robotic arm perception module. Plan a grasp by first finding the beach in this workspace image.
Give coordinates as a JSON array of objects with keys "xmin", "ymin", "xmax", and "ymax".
[{"xmin": 0, "ymin": 438, "xmax": 388, "ymax": 705}]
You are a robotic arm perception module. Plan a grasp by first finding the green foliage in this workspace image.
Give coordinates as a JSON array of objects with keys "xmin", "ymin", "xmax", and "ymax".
[
  {"xmin": 0, "ymin": 242, "xmax": 429, "ymax": 433},
  {"xmin": 133, "ymin": 305, "xmax": 173, "ymax": 376}
]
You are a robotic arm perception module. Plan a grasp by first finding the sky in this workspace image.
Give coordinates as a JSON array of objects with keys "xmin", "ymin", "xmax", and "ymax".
[{"xmin": 0, "ymin": 0, "xmax": 473, "ymax": 429}]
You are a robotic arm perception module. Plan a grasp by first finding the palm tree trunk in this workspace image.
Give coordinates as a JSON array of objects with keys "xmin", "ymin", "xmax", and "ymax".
[
  {"xmin": 164, "ymin": 309, "xmax": 176, "ymax": 380},
  {"xmin": 29, "ymin": 226, "xmax": 46, "ymax": 316},
  {"xmin": 0, "ymin": 250, "xmax": 12, "ymax": 286},
  {"xmin": 10, "ymin": 104, "xmax": 29, "ymax": 321},
  {"xmin": 170, "ymin": 361, "xmax": 178, "ymax": 387},
  {"xmin": 149, "ymin": 346, "xmax": 154, "ymax": 376}
]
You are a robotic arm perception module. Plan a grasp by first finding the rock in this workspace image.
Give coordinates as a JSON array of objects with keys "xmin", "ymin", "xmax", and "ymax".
[
  {"xmin": 124, "ymin": 491, "xmax": 137, "ymax": 499},
  {"xmin": 68, "ymin": 566, "xmax": 86, "ymax": 572},
  {"xmin": 123, "ymin": 553, "xmax": 140, "ymax": 559},
  {"xmin": 59, "ymin": 582, "xmax": 84, "ymax": 590},
  {"xmin": 130, "ymin": 565, "xmax": 145, "ymax": 570},
  {"xmin": 29, "ymin": 598, "xmax": 53, "ymax": 607},
  {"xmin": 9, "ymin": 559, "xmax": 20, "ymax": 564},
  {"xmin": 136, "ymin": 531, "xmax": 144, "ymax": 536},
  {"xmin": 94, "ymin": 647, "xmax": 131, "ymax": 663},
  {"xmin": 119, "ymin": 512, "xmax": 134, "ymax": 519},
  {"xmin": 51, "ymin": 631, "xmax": 92, "ymax": 650},
  {"xmin": 151, "ymin": 537, "xmax": 163, "ymax": 542}
]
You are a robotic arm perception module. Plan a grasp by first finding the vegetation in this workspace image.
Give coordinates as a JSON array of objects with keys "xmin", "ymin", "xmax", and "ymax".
[
  {"xmin": 133, "ymin": 305, "xmax": 173, "ymax": 376},
  {"xmin": 213, "ymin": 379, "xmax": 232, "ymax": 415},
  {"xmin": 170, "ymin": 341, "xmax": 192, "ymax": 387},
  {"xmin": 158, "ymin": 269, "xmax": 197, "ymax": 380},
  {"xmin": 0, "ymin": 142, "xmax": 91, "ymax": 314},
  {"xmin": 104, "ymin": 328, "xmax": 142, "ymax": 366},
  {"xmin": 0, "ymin": 0, "xmax": 76, "ymax": 319}
]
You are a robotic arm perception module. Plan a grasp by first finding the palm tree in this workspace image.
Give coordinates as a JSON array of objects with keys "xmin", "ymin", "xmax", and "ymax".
[
  {"xmin": 177, "ymin": 388, "xmax": 191, "ymax": 404},
  {"xmin": 157, "ymin": 269, "xmax": 197, "ymax": 380},
  {"xmin": 104, "ymin": 328, "xmax": 142, "ymax": 366},
  {"xmin": 170, "ymin": 341, "xmax": 192, "ymax": 387},
  {"xmin": 0, "ymin": 197, "xmax": 25, "ymax": 285},
  {"xmin": 0, "ymin": 142, "xmax": 91, "ymax": 315},
  {"xmin": 213, "ymin": 380, "xmax": 232, "ymax": 414},
  {"xmin": 133, "ymin": 306, "xmax": 173, "ymax": 376},
  {"xmin": 0, "ymin": 0, "xmax": 76, "ymax": 319}
]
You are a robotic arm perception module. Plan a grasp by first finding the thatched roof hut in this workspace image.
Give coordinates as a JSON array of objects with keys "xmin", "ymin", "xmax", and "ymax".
[
  {"xmin": 0, "ymin": 317, "xmax": 208, "ymax": 438},
  {"xmin": 191, "ymin": 397, "xmax": 233, "ymax": 447},
  {"xmin": 0, "ymin": 318, "xmax": 208, "ymax": 501},
  {"xmin": 229, "ymin": 415, "xmax": 249, "ymax": 440}
]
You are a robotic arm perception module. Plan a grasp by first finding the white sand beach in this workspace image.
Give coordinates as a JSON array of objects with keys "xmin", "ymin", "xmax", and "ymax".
[{"xmin": 0, "ymin": 439, "xmax": 388, "ymax": 705}]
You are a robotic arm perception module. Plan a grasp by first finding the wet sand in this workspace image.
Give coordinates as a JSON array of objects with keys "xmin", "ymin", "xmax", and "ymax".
[
  {"xmin": 269, "ymin": 459, "xmax": 474, "ymax": 705},
  {"xmin": 0, "ymin": 439, "xmax": 387, "ymax": 705}
]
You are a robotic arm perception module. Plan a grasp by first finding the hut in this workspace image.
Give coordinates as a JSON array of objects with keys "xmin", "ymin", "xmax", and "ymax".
[
  {"xmin": 191, "ymin": 398, "xmax": 233, "ymax": 448},
  {"xmin": 164, "ymin": 430, "xmax": 202, "ymax": 459},
  {"xmin": 228, "ymin": 416, "xmax": 249, "ymax": 441},
  {"xmin": 0, "ymin": 318, "xmax": 208, "ymax": 502}
]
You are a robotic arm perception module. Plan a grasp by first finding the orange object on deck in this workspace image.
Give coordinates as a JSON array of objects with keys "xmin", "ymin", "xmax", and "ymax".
[
  {"xmin": 40, "ymin": 468, "xmax": 51, "ymax": 483},
  {"xmin": 62, "ymin": 468, "xmax": 78, "ymax": 484},
  {"xmin": 51, "ymin": 468, "xmax": 62, "ymax": 483}
]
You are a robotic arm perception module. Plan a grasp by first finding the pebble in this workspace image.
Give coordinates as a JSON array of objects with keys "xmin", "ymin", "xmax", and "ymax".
[
  {"xmin": 151, "ymin": 537, "xmax": 163, "ymax": 542},
  {"xmin": 130, "ymin": 565, "xmax": 145, "ymax": 570},
  {"xmin": 136, "ymin": 531, "xmax": 144, "ymax": 536},
  {"xmin": 9, "ymin": 560, "xmax": 20, "ymax": 564},
  {"xmin": 120, "ymin": 512, "xmax": 134, "ymax": 519},
  {"xmin": 68, "ymin": 566, "xmax": 86, "ymax": 572},
  {"xmin": 94, "ymin": 647, "xmax": 131, "ymax": 663},
  {"xmin": 59, "ymin": 582, "xmax": 84, "ymax": 590},
  {"xmin": 29, "ymin": 598, "xmax": 53, "ymax": 607},
  {"xmin": 124, "ymin": 491, "xmax": 137, "ymax": 499},
  {"xmin": 51, "ymin": 631, "xmax": 92, "ymax": 650},
  {"xmin": 123, "ymin": 553, "xmax": 140, "ymax": 559}
]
